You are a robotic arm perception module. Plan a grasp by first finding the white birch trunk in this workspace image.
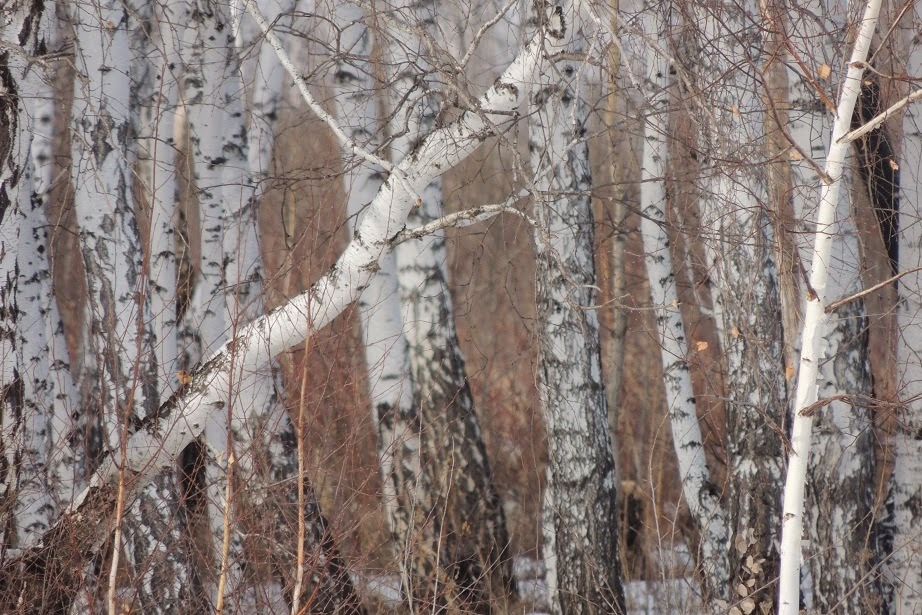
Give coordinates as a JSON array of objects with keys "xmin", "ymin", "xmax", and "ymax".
[
  {"xmin": 0, "ymin": 0, "xmax": 46, "ymax": 554},
  {"xmin": 179, "ymin": 1, "xmax": 253, "ymax": 607},
  {"xmin": 635, "ymin": 2, "xmax": 730, "ymax": 597},
  {"xmin": 26, "ymin": 21, "xmax": 82, "ymax": 515},
  {"xmin": 892, "ymin": 3, "xmax": 922, "ymax": 610},
  {"xmin": 139, "ymin": 0, "xmax": 184, "ymax": 398},
  {"xmin": 4, "ymin": 2, "xmax": 62, "ymax": 548},
  {"xmin": 776, "ymin": 0, "xmax": 881, "ymax": 610},
  {"xmin": 383, "ymin": 0, "xmax": 516, "ymax": 606},
  {"xmin": 528, "ymin": 4, "xmax": 624, "ymax": 613},
  {"xmin": 692, "ymin": 0, "xmax": 787, "ymax": 604},
  {"xmin": 5, "ymin": 18, "xmax": 569, "ymax": 610},
  {"xmin": 69, "ymin": 1, "xmax": 189, "ymax": 608},
  {"xmin": 330, "ymin": 4, "xmax": 425, "ymax": 598},
  {"xmin": 781, "ymin": 0, "xmax": 879, "ymax": 610}
]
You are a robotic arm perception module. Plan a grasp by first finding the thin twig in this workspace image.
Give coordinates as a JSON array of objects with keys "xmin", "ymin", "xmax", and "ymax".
[
  {"xmin": 390, "ymin": 195, "xmax": 533, "ymax": 244},
  {"xmin": 240, "ymin": 0, "xmax": 420, "ymax": 202},
  {"xmin": 824, "ymin": 266, "xmax": 922, "ymax": 312},
  {"xmin": 459, "ymin": 0, "xmax": 519, "ymax": 70},
  {"xmin": 799, "ymin": 393, "xmax": 899, "ymax": 417},
  {"xmin": 838, "ymin": 87, "xmax": 922, "ymax": 144}
]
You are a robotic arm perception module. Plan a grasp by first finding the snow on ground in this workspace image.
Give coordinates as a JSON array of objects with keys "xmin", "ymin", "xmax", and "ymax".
[{"xmin": 356, "ymin": 555, "xmax": 703, "ymax": 613}]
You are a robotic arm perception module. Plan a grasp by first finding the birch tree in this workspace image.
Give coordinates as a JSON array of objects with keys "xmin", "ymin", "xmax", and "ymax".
[
  {"xmin": 892, "ymin": 2, "xmax": 922, "ymax": 609},
  {"xmin": 634, "ymin": 0, "xmax": 730, "ymax": 597},
  {"xmin": 328, "ymin": 3, "xmax": 430, "ymax": 602},
  {"xmin": 68, "ymin": 0, "xmax": 191, "ymax": 607},
  {"xmin": 383, "ymin": 0, "xmax": 516, "ymax": 606},
  {"xmin": 690, "ymin": 0, "xmax": 787, "ymax": 603},
  {"xmin": 779, "ymin": 0, "xmax": 879, "ymax": 608},
  {"xmin": 528, "ymin": 3, "xmax": 624, "ymax": 612}
]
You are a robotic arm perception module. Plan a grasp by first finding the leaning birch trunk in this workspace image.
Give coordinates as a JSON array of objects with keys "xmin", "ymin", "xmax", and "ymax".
[
  {"xmin": 528, "ymin": 4, "xmax": 624, "ymax": 613},
  {"xmin": 330, "ymin": 3, "xmax": 428, "ymax": 600},
  {"xmin": 692, "ymin": 0, "xmax": 787, "ymax": 605},
  {"xmin": 781, "ymin": 0, "xmax": 879, "ymax": 609},
  {"xmin": 2, "ymin": 14, "xmax": 570, "ymax": 610},
  {"xmin": 384, "ymin": 0, "xmax": 516, "ymax": 607},
  {"xmin": 635, "ymin": 2, "xmax": 730, "ymax": 598},
  {"xmin": 777, "ymin": 0, "xmax": 881, "ymax": 611},
  {"xmin": 892, "ymin": 2, "xmax": 922, "ymax": 610}
]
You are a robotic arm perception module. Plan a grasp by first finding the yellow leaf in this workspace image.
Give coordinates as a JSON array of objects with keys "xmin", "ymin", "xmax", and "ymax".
[
  {"xmin": 730, "ymin": 104, "xmax": 741, "ymax": 118},
  {"xmin": 731, "ymin": 326, "xmax": 740, "ymax": 338},
  {"xmin": 696, "ymin": 340, "xmax": 709, "ymax": 351},
  {"xmin": 817, "ymin": 64, "xmax": 831, "ymax": 80},
  {"xmin": 671, "ymin": 299, "xmax": 679, "ymax": 308},
  {"xmin": 889, "ymin": 159, "xmax": 900, "ymax": 171},
  {"xmin": 789, "ymin": 149, "xmax": 803, "ymax": 161},
  {"xmin": 177, "ymin": 371, "xmax": 192, "ymax": 385},
  {"xmin": 785, "ymin": 365, "xmax": 796, "ymax": 380}
]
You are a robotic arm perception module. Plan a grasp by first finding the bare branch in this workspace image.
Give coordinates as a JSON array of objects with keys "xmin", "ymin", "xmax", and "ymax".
[{"xmin": 839, "ymin": 87, "xmax": 922, "ymax": 144}]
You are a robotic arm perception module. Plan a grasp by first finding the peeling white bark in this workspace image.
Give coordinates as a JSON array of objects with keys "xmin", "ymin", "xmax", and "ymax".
[
  {"xmin": 69, "ymin": 0, "xmax": 190, "ymax": 607},
  {"xmin": 0, "ymin": 0, "xmax": 48, "ymax": 554},
  {"xmin": 635, "ymin": 1, "xmax": 730, "ymax": 596},
  {"xmin": 777, "ymin": 0, "xmax": 881, "ymax": 611},
  {"xmin": 528, "ymin": 3, "xmax": 624, "ymax": 613},
  {"xmin": 139, "ymin": 0, "xmax": 184, "ymax": 398}
]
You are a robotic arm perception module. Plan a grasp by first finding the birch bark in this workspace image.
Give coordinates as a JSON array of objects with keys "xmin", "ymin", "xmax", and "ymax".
[
  {"xmin": 24, "ymin": 14, "xmax": 81, "ymax": 516},
  {"xmin": 892, "ymin": 2, "xmax": 922, "ymax": 610},
  {"xmin": 384, "ymin": 0, "xmax": 516, "ymax": 607},
  {"xmin": 69, "ymin": 0, "xmax": 189, "ymax": 607},
  {"xmin": 0, "ymin": 0, "xmax": 43, "ymax": 554},
  {"xmin": 692, "ymin": 0, "xmax": 787, "ymax": 604},
  {"xmin": 138, "ymin": 0, "xmax": 184, "ymax": 398},
  {"xmin": 781, "ymin": 0, "xmax": 879, "ymax": 609},
  {"xmin": 330, "ymin": 3, "xmax": 427, "ymax": 601},
  {"xmin": 528, "ymin": 3, "xmax": 624, "ymax": 612},
  {"xmin": 3, "ymin": 16, "xmax": 569, "ymax": 610},
  {"xmin": 635, "ymin": 1, "xmax": 730, "ymax": 597}
]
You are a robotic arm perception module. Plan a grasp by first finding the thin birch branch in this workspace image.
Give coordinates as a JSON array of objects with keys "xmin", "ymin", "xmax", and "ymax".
[
  {"xmin": 240, "ymin": 0, "xmax": 420, "ymax": 201},
  {"xmin": 824, "ymin": 266, "xmax": 922, "ymax": 313},
  {"xmin": 390, "ymin": 196, "xmax": 534, "ymax": 243},
  {"xmin": 777, "ymin": 0, "xmax": 882, "ymax": 611},
  {"xmin": 839, "ymin": 87, "xmax": 922, "ymax": 143}
]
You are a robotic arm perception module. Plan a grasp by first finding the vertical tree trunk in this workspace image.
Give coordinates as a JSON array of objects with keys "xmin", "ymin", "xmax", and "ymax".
[
  {"xmin": 893, "ymin": 3, "xmax": 922, "ymax": 610},
  {"xmin": 0, "ymin": 0, "xmax": 41, "ymax": 555},
  {"xmin": 384, "ymin": 0, "xmax": 516, "ymax": 608},
  {"xmin": 691, "ymin": 0, "xmax": 787, "ymax": 605},
  {"xmin": 138, "ymin": 0, "xmax": 184, "ymax": 399},
  {"xmin": 329, "ymin": 3, "xmax": 428, "ymax": 603},
  {"xmin": 69, "ymin": 0, "xmax": 189, "ymax": 608},
  {"xmin": 635, "ymin": 1, "xmax": 730, "ymax": 597},
  {"xmin": 528, "ymin": 3, "xmax": 624, "ymax": 613},
  {"xmin": 783, "ymin": 0, "xmax": 879, "ymax": 609}
]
